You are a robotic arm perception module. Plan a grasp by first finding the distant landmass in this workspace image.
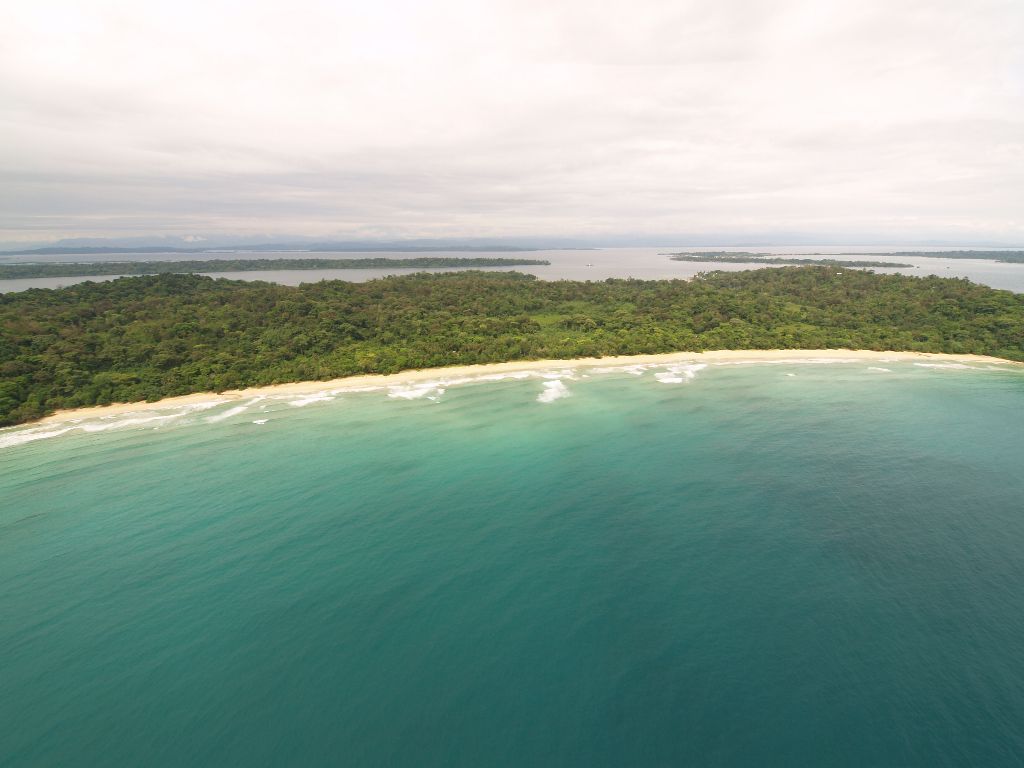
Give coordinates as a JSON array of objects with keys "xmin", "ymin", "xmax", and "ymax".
[
  {"xmin": 838, "ymin": 251, "xmax": 1024, "ymax": 264},
  {"xmin": 665, "ymin": 250, "xmax": 1024, "ymax": 265},
  {"xmin": 666, "ymin": 252, "xmax": 914, "ymax": 268},
  {"xmin": 0, "ymin": 257, "xmax": 552, "ymax": 279},
  {"xmin": 0, "ymin": 242, "xmax": 551, "ymax": 258}
]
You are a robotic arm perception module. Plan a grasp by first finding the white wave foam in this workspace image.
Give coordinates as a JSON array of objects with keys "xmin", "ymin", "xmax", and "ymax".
[
  {"xmin": 654, "ymin": 373, "xmax": 685, "ymax": 384},
  {"xmin": 654, "ymin": 363, "xmax": 707, "ymax": 384},
  {"xmin": 288, "ymin": 394, "xmax": 335, "ymax": 407},
  {"xmin": 387, "ymin": 383, "xmax": 443, "ymax": 400},
  {"xmin": 593, "ymin": 364, "xmax": 651, "ymax": 376},
  {"xmin": 714, "ymin": 358, "xmax": 857, "ymax": 366},
  {"xmin": 80, "ymin": 413, "xmax": 182, "ymax": 432},
  {"xmin": 914, "ymin": 363, "xmax": 979, "ymax": 370},
  {"xmin": 540, "ymin": 369, "xmax": 577, "ymax": 380},
  {"xmin": 473, "ymin": 371, "xmax": 532, "ymax": 382},
  {"xmin": 177, "ymin": 399, "xmax": 230, "ymax": 412},
  {"xmin": 867, "ymin": 367, "xmax": 892, "ymax": 373},
  {"xmin": 208, "ymin": 397, "xmax": 266, "ymax": 422},
  {"xmin": 206, "ymin": 405, "xmax": 250, "ymax": 423},
  {"xmin": 0, "ymin": 427, "xmax": 74, "ymax": 449},
  {"xmin": 537, "ymin": 380, "xmax": 570, "ymax": 403},
  {"xmin": 253, "ymin": 419, "xmax": 269, "ymax": 425}
]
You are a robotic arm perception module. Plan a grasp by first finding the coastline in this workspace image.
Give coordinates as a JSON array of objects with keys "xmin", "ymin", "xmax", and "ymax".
[{"xmin": 27, "ymin": 349, "xmax": 1021, "ymax": 428}]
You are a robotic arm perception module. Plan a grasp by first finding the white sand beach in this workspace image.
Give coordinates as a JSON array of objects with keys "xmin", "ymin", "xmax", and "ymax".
[{"xmin": 30, "ymin": 349, "xmax": 1020, "ymax": 427}]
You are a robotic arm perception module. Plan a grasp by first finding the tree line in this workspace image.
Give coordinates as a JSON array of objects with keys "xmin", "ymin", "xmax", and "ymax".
[
  {"xmin": 2, "ymin": 267, "xmax": 1022, "ymax": 425},
  {"xmin": 667, "ymin": 253, "xmax": 913, "ymax": 267},
  {"xmin": 0, "ymin": 257, "xmax": 550, "ymax": 279}
]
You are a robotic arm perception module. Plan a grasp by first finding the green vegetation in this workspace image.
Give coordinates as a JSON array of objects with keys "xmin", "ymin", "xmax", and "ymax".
[
  {"xmin": 0, "ymin": 257, "xmax": 551, "ymax": 279},
  {"xmin": 2, "ymin": 267, "xmax": 1023, "ymax": 426},
  {"xmin": 667, "ymin": 252, "xmax": 914, "ymax": 268}
]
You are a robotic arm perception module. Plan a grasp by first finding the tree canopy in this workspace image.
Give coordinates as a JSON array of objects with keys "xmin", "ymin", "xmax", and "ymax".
[{"xmin": 2, "ymin": 267, "xmax": 1022, "ymax": 426}]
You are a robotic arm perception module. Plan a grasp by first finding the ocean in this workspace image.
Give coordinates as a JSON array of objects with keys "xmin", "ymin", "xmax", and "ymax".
[{"xmin": 3, "ymin": 360, "xmax": 1024, "ymax": 766}]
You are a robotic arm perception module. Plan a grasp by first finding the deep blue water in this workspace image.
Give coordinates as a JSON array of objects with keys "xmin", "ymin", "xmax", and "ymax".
[{"xmin": 3, "ymin": 361, "xmax": 1024, "ymax": 766}]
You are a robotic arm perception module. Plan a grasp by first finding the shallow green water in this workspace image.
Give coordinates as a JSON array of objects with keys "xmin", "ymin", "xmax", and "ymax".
[{"xmin": 3, "ymin": 362, "xmax": 1024, "ymax": 766}]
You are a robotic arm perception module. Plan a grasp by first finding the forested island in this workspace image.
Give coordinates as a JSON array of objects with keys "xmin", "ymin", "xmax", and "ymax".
[
  {"xmin": 0, "ymin": 257, "xmax": 551, "ymax": 279},
  {"xmin": 668, "ymin": 250, "xmax": 1024, "ymax": 265},
  {"xmin": 1, "ymin": 243, "xmax": 546, "ymax": 257},
  {"xmin": 667, "ymin": 252, "xmax": 914, "ymax": 268},
  {"xmin": 838, "ymin": 251, "xmax": 1024, "ymax": 263},
  {"xmin": 2, "ymin": 267, "xmax": 1022, "ymax": 426}
]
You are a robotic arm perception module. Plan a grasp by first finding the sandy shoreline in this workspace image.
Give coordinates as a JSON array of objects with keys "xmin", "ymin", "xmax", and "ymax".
[{"xmin": 23, "ymin": 349, "xmax": 1018, "ymax": 428}]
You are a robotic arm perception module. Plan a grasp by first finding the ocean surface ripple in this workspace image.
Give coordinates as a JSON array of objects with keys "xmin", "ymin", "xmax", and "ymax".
[{"xmin": 2, "ymin": 363, "xmax": 1024, "ymax": 766}]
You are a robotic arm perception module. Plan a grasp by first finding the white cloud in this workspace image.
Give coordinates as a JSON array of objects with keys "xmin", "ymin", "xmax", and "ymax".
[{"xmin": 1, "ymin": 0, "xmax": 1022, "ymax": 242}]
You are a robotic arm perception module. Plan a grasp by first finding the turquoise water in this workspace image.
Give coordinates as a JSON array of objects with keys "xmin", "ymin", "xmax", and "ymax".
[{"xmin": 3, "ymin": 362, "xmax": 1024, "ymax": 766}]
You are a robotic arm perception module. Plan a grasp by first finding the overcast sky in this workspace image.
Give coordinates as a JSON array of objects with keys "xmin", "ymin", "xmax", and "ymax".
[{"xmin": 2, "ymin": 0, "xmax": 1023, "ymax": 245}]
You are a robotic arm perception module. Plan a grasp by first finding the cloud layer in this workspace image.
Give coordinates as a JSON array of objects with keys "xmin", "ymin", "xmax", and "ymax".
[{"xmin": 2, "ymin": 0, "xmax": 1023, "ymax": 243}]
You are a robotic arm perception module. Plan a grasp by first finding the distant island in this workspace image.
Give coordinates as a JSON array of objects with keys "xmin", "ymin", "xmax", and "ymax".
[
  {"xmin": 0, "ymin": 257, "xmax": 552, "ymax": 279},
  {"xmin": 666, "ymin": 252, "xmax": 914, "ymax": 268},
  {"xmin": 667, "ymin": 250, "xmax": 1024, "ymax": 265},
  {"xmin": 2, "ymin": 266, "xmax": 1022, "ymax": 426},
  {"xmin": 832, "ymin": 251, "xmax": 1024, "ymax": 264},
  {"xmin": 0, "ymin": 243, "xmax": 548, "ymax": 258}
]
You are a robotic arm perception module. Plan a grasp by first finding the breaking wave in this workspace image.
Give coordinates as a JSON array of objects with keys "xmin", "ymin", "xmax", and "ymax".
[
  {"xmin": 654, "ymin": 363, "xmax": 707, "ymax": 384},
  {"xmin": 914, "ymin": 363, "xmax": 980, "ymax": 371},
  {"xmin": 288, "ymin": 394, "xmax": 336, "ymax": 407},
  {"xmin": 537, "ymin": 380, "xmax": 570, "ymax": 403}
]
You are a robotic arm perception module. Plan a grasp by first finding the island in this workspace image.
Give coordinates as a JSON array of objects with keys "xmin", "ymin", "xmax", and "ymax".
[
  {"xmin": 0, "ymin": 242, "xmax": 548, "ymax": 257},
  {"xmin": 2, "ymin": 266, "xmax": 1022, "ymax": 426},
  {"xmin": 665, "ymin": 252, "xmax": 914, "ymax": 268},
  {"xmin": 0, "ymin": 257, "xmax": 552, "ymax": 279},
  {"xmin": 833, "ymin": 251, "xmax": 1024, "ymax": 264},
  {"xmin": 666, "ymin": 250, "xmax": 1024, "ymax": 265}
]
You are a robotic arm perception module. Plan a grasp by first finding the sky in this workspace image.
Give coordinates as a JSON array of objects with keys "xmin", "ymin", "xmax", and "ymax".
[{"xmin": 2, "ymin": 0, "xmax": 1023, "ymax": 246}]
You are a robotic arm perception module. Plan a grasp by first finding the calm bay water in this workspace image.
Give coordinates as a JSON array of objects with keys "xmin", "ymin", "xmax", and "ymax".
[
  {"xmin": 3, "ymin": 245, "xmax": 1024, "ymax": 292},
  {"xmin": 3, "ymin": 362, "xmax": 1024, "ymax": 766}
]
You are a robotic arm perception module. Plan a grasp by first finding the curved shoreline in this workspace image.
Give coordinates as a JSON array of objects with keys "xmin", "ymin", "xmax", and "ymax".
[{"xmin": 17, "ymin": 349, "xmax": 1018, "ymax": 429}]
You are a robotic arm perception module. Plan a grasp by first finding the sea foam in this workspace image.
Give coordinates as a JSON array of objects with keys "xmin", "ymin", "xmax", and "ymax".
[
  {"xmin": 206, "ymin": 405, "xmax": 250, "ymax": 423},
  {"xmin": 537, "ymin": 380, "xmax": 570, "ymax": 403},
  {"xmin": 387, "ymin": 383, "xmax": 445, "ymax": 400},
  {"xmin": 592, "ymin": 364, "xmax": 651, "ymax": 376},
  {"xmin": 0, "ymin": 426, "xmax": 74, "ymax": 449},
  {"xmin": 914, "ymin": 363, "xmax": 980, "ymax": 370},
  {"xmin": 654, "ymin": 363, "xmax": 707, "ymax": 384},
  {"xmin": 80, "ymin": 413, "xmax": 184, "ymax": 432},
  {"xmin": 288, "ymin": 394, "xmax": 336, "ymax": 407}
]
